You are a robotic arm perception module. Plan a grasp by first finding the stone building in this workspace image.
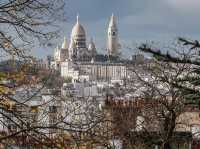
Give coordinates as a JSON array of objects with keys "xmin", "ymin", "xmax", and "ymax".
[{"xmin": 61, "ymin": 60, "xmax": 127, "ymax": 82}]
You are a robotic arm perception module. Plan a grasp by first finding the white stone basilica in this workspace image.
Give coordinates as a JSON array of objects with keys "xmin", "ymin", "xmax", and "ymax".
[{"xmin": 51, "ymin": 14, "xmax": 126, "ymax": 82}]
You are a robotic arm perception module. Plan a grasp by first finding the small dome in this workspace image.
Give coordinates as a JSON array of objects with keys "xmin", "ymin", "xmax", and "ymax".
[
  {"xmin": 91, "ymin": 58, "xmax": 94, "ymax": 63},
  {"xmin": 71, "ymin": 15, "xmax": 86, "ymax": 37},
  {"xmin": 88, "ymin": 38, "xmax": 96, "ymax": 51},
  {"xmin": 69, "ymin": 39, "xmax": 76, "ymax": 59},
  {"xmin": 62, "ymin": 37, "xmax": 68, "ymax": 49},
  {"xmin": 69, "ymin": 39, "xmax": 76, "ymax": 50}
]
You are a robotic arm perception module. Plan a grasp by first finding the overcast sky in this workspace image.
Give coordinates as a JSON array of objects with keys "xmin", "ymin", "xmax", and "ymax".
[{"xmin": 35, "ymin": 0, "xmax": 200, "ymax": 58}]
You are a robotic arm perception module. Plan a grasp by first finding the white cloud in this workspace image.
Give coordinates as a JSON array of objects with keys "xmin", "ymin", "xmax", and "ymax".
[
  {"xmin": 166, "ymin": 0, "xmax": 200, "ymax": 13},
  {"xmin": 167, "ymin": 0, "xmax": 200, "ymax": 6}
]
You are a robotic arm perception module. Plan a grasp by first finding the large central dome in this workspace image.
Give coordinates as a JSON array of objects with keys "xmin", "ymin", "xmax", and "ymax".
[{"xmin": 71, "ymin": 15, "xmax": 86, "ymax": 37}]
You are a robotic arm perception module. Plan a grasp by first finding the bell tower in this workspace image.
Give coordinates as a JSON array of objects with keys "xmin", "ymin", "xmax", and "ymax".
[{"xmin": 107, "ymin": 14, "xmax": 119, "ymax": 57}]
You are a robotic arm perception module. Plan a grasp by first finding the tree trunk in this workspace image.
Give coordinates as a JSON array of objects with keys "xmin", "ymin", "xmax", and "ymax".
[{"xmin": 163, "ymin": 142, "xmax": 171, "ymax": 149}]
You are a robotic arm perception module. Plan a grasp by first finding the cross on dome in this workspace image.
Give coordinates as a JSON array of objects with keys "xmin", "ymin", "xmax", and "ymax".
[{"xmin": 76, "ymin": 14, "xmax": 80, "ymax": 24}]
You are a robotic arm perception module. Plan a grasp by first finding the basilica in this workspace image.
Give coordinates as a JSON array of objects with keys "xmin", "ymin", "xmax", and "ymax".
[{"xmin": 51, "ymin": 14, "xmax": 126, "ymax": 82}]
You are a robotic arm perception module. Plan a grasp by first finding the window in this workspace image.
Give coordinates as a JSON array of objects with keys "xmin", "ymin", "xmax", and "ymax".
[{"xmin": 49, "ymin": 106, "xmax": 57, "ymax": 113}]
